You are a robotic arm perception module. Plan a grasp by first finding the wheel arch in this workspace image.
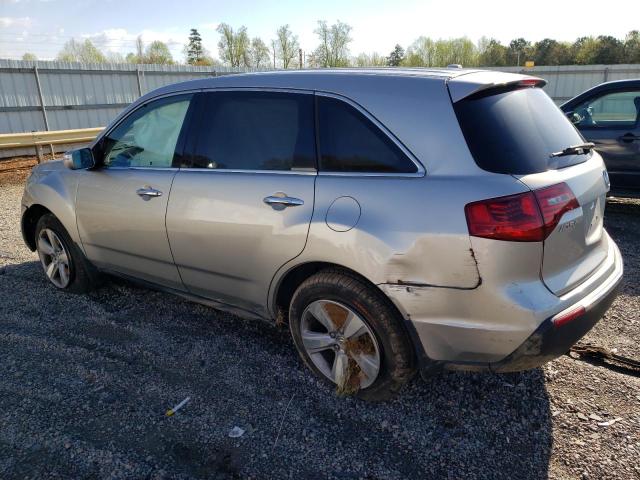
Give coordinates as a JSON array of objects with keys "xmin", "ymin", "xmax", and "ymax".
[
  {"xmin": 271, "ymin": 260, "xmax": 434, "ymax": 375},
  {"xmin": 21, "ymin": 204, "xmax": 53, "ymax": 251},
  {"xmin": 271, "ymin": 260, "xmax": 404, "ymax": 323}
]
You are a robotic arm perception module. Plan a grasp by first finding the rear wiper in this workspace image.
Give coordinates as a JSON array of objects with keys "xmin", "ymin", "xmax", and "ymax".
[{"xmin": 550, "ymin": 142, "xmax": 595, "ymax": 158}]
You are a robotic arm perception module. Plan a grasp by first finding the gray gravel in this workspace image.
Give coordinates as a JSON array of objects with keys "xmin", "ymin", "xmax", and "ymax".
[{"xmin": 0, "ymin": 178, "xmax": 639, "ymax": 480}]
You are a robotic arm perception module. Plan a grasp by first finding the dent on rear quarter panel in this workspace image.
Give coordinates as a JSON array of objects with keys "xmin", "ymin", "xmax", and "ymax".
[{"xmin": 384, "ymin": 241, "xmax": 481, "ymax": 289}]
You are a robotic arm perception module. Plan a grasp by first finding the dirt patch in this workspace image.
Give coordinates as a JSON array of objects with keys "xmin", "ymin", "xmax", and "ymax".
[{"xmin": 0, "ymin": 155, "xmax": 50, "ymax": 186}]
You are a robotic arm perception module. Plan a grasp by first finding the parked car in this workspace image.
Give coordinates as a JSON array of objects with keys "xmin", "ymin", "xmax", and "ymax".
[
  {"xmin": 21, "ymin": 69, "xmax": 623, "ymax": 400},
  {"xmin": 561, "ymin": 79, "xmax": 640, "ymax": 196}
]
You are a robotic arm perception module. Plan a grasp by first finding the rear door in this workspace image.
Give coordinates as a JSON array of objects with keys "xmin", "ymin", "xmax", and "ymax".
[
  {"xmin": 453, "ymin": 84, "xmax": 609, "ymax": 295},
  {"xmin": 166, "ymin": 90, "xmax": 316, "ymax": 314},
  {"xmin": 570, "ymin": 89, "xmax": 640, "ymax": 193}
]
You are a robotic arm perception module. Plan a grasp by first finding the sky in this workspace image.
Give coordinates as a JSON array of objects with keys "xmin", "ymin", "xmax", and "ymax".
[{"xmin": 1, "ymin": 0, "xmax": 639, "ymax": 61}]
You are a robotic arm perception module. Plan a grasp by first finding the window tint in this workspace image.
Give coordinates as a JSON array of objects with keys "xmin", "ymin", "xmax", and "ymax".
[
  {"xmin": 454, "ymin": 87, "xmax": 587, "ymax": 175},
  {"xmin": 317, "ymin": 96, "xmax": 417, "ymax": 173},
  {"xmin": 191, "ymin": 91, "xmax": 315, "ymax": 171},
  {"xmin": 102, "ymin": 94, "xmax": 191, "ymax": 168},
  {"xmin": 573, "ymin": 90, "xmax": 640, "ymax": 128}
]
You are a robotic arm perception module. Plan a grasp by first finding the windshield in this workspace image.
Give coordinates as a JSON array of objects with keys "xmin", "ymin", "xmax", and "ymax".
[{"xmin": 453, "ymin": 87, "xmax": 589, "ymax": 174}]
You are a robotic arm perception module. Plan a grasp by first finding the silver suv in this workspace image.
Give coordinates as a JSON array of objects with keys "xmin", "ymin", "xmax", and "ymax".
[{"xmin": 21, "ymin": 69, "xmax": 623, "ymax": 400}]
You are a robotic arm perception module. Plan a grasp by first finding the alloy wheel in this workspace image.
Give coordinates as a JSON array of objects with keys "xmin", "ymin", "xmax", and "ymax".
[
  {"xmin": 300, "ymin": 299, "xmax": 381, "ymax": 389},
  {"xmin": 37, "ymin": 228, "xmax": 71, "ymax": 289}
]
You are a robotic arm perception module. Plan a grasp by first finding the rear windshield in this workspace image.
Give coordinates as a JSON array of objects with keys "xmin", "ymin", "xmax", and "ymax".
[{"xmin": 453, "ymin": 87, "xmax": 589, "ymax": 174}]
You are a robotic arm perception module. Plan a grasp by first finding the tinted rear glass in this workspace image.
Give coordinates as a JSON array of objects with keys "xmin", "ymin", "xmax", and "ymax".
[{"xmin": 454, "ymin": 87, "xmax": 588, "ymax": 174}]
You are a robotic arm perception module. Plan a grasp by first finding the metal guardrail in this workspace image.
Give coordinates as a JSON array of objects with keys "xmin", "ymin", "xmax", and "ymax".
[{"xmin": 0, "ymin": 127, "xmax": 103, "ymax": 162}]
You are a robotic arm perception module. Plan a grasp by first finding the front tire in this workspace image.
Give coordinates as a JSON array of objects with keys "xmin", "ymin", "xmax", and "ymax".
[
  {"xmin": 289, "ymin": 269, "xmax": 415, "ymax": 401},
  {"xmin": 35, "ymin": 214, "xmax": 94, "ymax": 293}
]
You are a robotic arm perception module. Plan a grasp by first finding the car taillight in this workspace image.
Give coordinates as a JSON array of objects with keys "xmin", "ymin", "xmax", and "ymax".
[
  {"xmin": 533, "ymin": 183, "xmax": 580, "ymax": 237},
  {"xmin": 465, "ymin": 182, "xmax": 578, "ymax": 242}
]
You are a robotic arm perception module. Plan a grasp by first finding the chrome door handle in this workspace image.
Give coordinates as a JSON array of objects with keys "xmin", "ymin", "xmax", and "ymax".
[
  {"xmin": 263, "ymin": 193, "xmax": 304, "ymax": 208},
  {"xmin": 136, "ymin": 187, "xmax": 163, "ymax": 199}
]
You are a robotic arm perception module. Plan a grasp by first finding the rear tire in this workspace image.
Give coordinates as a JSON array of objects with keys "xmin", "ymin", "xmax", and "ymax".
[
  {"xmin": 35, "ymin": 214, "xmax": 95, "ymax": 294},
  {"xmin": 289, "ymin": 269, "xmax": 415, "ymax": 401}
]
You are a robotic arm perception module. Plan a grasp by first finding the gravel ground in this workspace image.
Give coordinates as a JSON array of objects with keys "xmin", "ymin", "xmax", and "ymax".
[{"xmin": 0, "ymin": 168, "xmax": 639, "ymax": 480}]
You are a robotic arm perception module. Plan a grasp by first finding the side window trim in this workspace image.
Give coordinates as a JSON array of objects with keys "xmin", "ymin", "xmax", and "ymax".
[
  {"xmin": 314, "ymin": 91, "xmax": 425, "ymax": 177},
  {"xmin": 181, "ymin": 88, "xmax": 319, "ymax": 175},
  {"xmin": 573, "ymin": 88, "xmax": 640, "ymax": 131},
  {"xmin": 94, "ymin": 90, "xmax": 198, "ymax": 170}
]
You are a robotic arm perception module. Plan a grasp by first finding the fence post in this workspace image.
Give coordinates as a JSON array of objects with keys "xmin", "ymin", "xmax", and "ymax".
[
  {"xmin": 33, "ymin": 65, "xmax": 51, "ymax": 162},
  {"xmin": 136, "ymin": 66, "xmax": 143, "ymax": 97},
  {"xmin": 603, "ymin": 67, "xmax": 609, "ymax": 83}
]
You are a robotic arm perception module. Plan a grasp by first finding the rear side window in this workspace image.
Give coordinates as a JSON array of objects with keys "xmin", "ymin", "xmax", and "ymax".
[
  {"xmin": 317, "ymin": 96, "xmax": 417, "ymax": 173},
  {"xmin": 454, "ymin": 87, "xmax": 587, "ymax": 174},
  {"xmin": 191, "ymin": 91, "xmax": 315, "ymax": 171}
]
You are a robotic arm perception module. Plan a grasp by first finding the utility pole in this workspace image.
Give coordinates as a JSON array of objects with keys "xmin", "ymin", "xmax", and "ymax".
[
  {"xmin": 299, "ymin": 49, "xmax": 303, "ymax": 69},
  {"xmin": 271, "ymin": 40, "xmax": 276, "ymax": 69}
]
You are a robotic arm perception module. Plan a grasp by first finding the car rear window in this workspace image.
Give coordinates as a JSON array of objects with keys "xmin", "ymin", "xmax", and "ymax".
[{"xmin": 453, "ymin": 87, "xmax": 589, "ymax": 174}]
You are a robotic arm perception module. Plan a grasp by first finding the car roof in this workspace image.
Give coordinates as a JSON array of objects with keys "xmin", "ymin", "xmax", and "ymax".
[
  {"xmin": 146, "ymin": 67, "xmax": 480, "ymax": 96},
  {"xmin": 141, "ymin": 67, "xmax": 543, "ymax": 104}
]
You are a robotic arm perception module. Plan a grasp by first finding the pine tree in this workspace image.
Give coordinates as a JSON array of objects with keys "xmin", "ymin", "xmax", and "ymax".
[
  {"xmin": 187, "ymin": 28, "xmax": 204, "ymax": 65},
  {"xmin": 387, "ymin": 44, "xmax": 405, "ymax": 67}
]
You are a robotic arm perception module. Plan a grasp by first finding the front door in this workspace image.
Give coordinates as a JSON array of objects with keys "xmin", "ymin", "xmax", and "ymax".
[
  {"xmin": 166, "ymin": 90, "xmax": 317, "ymax": 314},
  {"xmin": 76, "ymin": 93, "xmax": 195, "ymax": 289},
  {"xmin": 573, "ymin": 89, "xmax": 640, "ymax": 192}
]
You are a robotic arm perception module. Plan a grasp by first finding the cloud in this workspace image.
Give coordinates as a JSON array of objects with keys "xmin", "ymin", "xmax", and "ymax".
[
  {"xmin": 0, "ymin": 16, "xmax": 31, "ymax": 28},
  {"xmin": 81, "ymin": 28, "xmax": 186, "ymax": 59}
]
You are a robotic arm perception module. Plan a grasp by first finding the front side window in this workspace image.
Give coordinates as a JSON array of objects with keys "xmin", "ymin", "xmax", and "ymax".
[
  {"xmin": 191, "ymin": 91, "xmax": 315, "ymax": 171},
  {"xmin": 102, "ymin": 94, "xmax": 192, "ymax": 168},
  {"xmin": 317, "ymin": 96, "xmax": 418, "ymax": 174},
  {"xmin": 572, "ymin": 90, "xmax": 640, "ymax": 128}
]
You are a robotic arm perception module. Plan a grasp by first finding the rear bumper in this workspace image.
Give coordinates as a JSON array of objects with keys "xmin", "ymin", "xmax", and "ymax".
[
  {"xmin": 380, "ymin": 234, "xmax": 623, "ymax": 375},
  {"xmin": 450, "ymin": 239, "xmax": 622, "ymax": 373},
  {"xmin": 490, "ymin": 267, "xmax": 621, "ymax": 372}
]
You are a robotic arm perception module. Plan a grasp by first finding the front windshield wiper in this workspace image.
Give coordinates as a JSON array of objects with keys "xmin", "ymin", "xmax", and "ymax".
[{"xmin": 549, "ymin": 142, "xmax": 595, "ymax": 158}]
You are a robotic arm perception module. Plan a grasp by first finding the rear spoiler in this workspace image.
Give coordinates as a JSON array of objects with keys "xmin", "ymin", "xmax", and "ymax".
[{"xmin": 447, "ymin": 71, "xmax": 546, "ymax": 103}]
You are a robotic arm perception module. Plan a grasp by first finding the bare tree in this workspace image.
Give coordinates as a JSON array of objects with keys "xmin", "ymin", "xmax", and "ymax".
[
  {"xmin": 135, "ymin": 35, "xmax": 144, "ymax": 62},
  {"xmin": 145, "ymin": 41, "xmax": 174, "ymax": 64},
  {"xmin": 217, "ymin": 23, "xmax": 249, "ymax": 67},
  {"xmin": 249, "ymin": 37, "xmax": 270, "ymax": 69},
  {"xmin": 274, "ymin": 24, "xmax": 299, "ymax": 68},
  {"xmin": 57, "ymin": 39, "xmax": 106, "ymax": 63},
  {"xmin": 313, "ymin": 20, "xmax": 352, "ymax": 67},
  {"xmin": 353, "ymin": 52, "xmax": 386, "ymax": 67}
]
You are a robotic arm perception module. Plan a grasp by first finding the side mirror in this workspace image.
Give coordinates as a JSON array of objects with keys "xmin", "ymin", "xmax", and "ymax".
[{"xmin": 63, "ymin": 148, "xmax": 95, "ymax": 170}]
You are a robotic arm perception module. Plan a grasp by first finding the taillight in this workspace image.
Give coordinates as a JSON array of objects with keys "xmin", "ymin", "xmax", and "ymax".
[
  {"xmin": 465, "ymin": 182, "xmax": 578, "ymax": 242},
  {"xmin": 533, "ymin": 183, "xmax": 580, "ymax": 237}
]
